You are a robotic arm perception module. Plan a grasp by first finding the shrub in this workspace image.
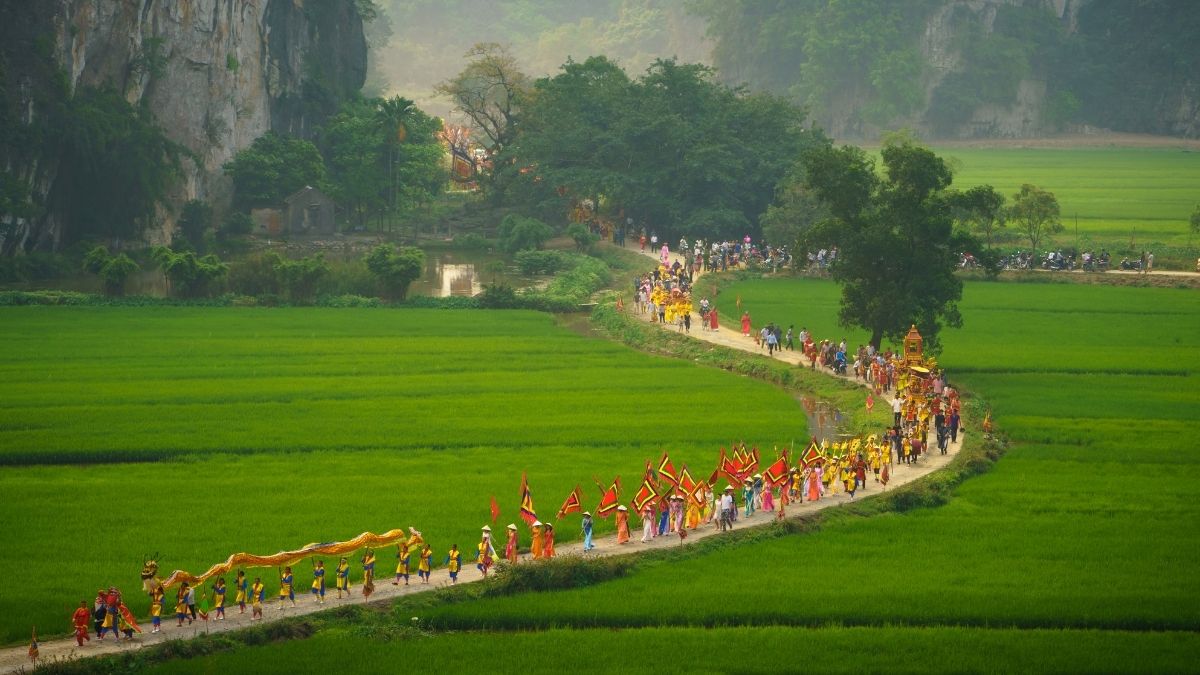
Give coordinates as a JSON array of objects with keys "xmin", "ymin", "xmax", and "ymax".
[
  {"xmin": 566, "ymin": 222, "xmax": 599, "ymax": 252},
  {"xmin": 152, "ymin": 246, "xmax": 228, "ymax": 298},
  {"xmin": 497, "ymin": 214, "xmax": 553, "ymax": 253},
  {"xmin": 365, "ymin": 244, "xmax": 425, "ymax": 301},
  {"xmin": 514, "ymin": 249, "xmax": 568, "ymax": 275},
  {"xmin": 82, "ymin": 246, "xmax": 140, "ymax": 296}
]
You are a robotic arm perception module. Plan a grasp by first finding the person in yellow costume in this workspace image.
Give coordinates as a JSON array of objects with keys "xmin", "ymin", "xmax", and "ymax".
[
  {"xmin": 418, "ymin": 544, "xmax": 432, "ymax": 583},
  {"xmin": 235, "ymin": 570, "xmax": 248, "ymax": 613},
  {"xmin": 278, "ymin": 566, "xmax": 295, "ymax": 608},
  {"xmin": 685, "ymin": 494, "xmax": 701, "ymax": 529},
  {"xmin": 530, "ymin": 521, "xmax": 545, "ymax": 559},
  {"xmin": 335, "ymin": 557, "xmax": 351, "ymax": 597},
  {"xmin": 250, "ymin": 577, "xmax": 264, "ymax": 620},
  {"xmin": 393, "ymin": 543, "xmax": 411, "ymax": 586},
  {"xmin": 446, "ymin": 545, "xmax": 461, "ymax": 584}
]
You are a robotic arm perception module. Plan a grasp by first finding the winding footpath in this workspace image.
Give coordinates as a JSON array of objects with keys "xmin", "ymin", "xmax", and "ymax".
[{"xmin": 1, "ymin": 245, "xmax": 962, "ymax": 673}]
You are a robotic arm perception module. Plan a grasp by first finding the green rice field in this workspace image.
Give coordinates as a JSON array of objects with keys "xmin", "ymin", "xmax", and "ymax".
[
  {"xmin": 0, "ymin": 307, "xmax": 808, "ymax": 644},
  {"xmin": 104, "ymin": 277, "xmax": 1200, "ymax": 673},
  {"xmin": 935, "ymin": 146, "xmax": 1200, "ymax": 248},
  {"xmin": 152, "ymin": 626, "xmax": 1200, "ymax": 674}
]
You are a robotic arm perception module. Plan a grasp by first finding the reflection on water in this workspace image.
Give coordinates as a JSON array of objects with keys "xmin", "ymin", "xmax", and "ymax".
[
  {"xmin": 439, "ymin": 263, "xmax": 480, "ymax": 297},
  {"xmin": 799, "ymin": 394, "xmax": 846, "ymax": 443}
]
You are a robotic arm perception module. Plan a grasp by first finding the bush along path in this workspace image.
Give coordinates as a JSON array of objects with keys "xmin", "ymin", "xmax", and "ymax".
[{"xmin": 2, "ymin": 254, "xmax": 964, "ymax": 674}]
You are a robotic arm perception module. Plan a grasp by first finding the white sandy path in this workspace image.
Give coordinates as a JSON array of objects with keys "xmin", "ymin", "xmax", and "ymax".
[{"xmin": 1, "ymin": 245, "xmax": 963, "ymax": 673}]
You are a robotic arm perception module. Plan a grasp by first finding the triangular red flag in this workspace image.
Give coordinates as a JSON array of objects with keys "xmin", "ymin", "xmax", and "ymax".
[
  {"xmin": 596, "ymin": 477, "xmax": 621, "ymax": 517},
  {"xmin": 557, "ymin": 485, "xmax": 582, "ymax": 519},
  {"xmin": 489, "ymin": 495, "xmax": 500, "ymax": 523},
  {"xmin": 657, "ymin": 452, "xmax": 679, "ymax": 486}
]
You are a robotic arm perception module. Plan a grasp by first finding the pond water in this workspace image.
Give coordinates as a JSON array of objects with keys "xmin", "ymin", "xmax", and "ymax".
[
  {"xmin": 2, "ymin": 249, "xmax": 539, "ymax": 299},
  {"xmin": 406, "ymin": 250, "xmax": 539, "ymax": 298},
  {"xmin": 798, "ymin": 394, "xmax": 848, "ymax": 443}
]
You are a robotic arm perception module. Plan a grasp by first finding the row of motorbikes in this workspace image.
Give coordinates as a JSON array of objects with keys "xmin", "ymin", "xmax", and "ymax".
[{"xmin": 978, "ymin": 249, "xmax": 1144, "ymax": 272}]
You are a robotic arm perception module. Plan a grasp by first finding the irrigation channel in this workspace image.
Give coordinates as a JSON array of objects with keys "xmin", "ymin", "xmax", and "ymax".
[{"xmin": 0, "ymin": 245, "xmax": 962, "ymax": 673}]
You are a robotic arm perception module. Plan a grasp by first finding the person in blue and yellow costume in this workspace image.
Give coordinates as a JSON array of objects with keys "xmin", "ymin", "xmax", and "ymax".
[
  {"xmin": 418, "ymin": 543, "xmax": 432, "ymax": 583},
  {"xmin": 235, "ymin": 570, "xmax": 248, "ymax": 614},
  {"xmin": 447, "ymin": 544, "xmax": 461, "ymax": 583},
  {"xmin": 212, "ymin": 577, "xmax": 227, "ymax": 620},
  {"xmin": 311, "ymin": 560, "xmax": 326, "ymax": 604},
  {"xmin": 174, "ymin": 584, "xmax": 189, "ymax": 627},
  {"xmin": 335, "ymin": 557, "xmax": 351, "ymax": 598},
  {"xmin": 148, "ymin": 584, "xmax": 164, "ymax": 633},
  {"xmin": 278, "ymin": 566, "xmax": 295, "ymax": 608},
  {"xmin": 250, "ymin": 577, "xmax": 264, "ymax": 620},
  {"xmin": 393, "ymin": 543, "xmax": 411, "ymax": 586},
  {"xmin": 361, "ymin": 548, "xmax": 377, "ymax": 599}
]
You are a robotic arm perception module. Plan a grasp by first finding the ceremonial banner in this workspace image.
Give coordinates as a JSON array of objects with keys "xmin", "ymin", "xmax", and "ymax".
[
  {"xmin": 519, "ymin": 473, "xmax": 538, "ymax": 526},
  {"xmin": 557, "ymin": 485, "xmax": 583, "ymax": 519},
  {"xmin": 657, "ymin": 452, "xmax": 679, "ymax": 486},
  {"xmin": 597, "ymin": 477, "xmax": 622, "ymax": 517},
  {"xmin": 679, "ymin": 466, "xmax": 696, "ymax": 493},
  {"xmin": 721, "ymin": 450, "xmax": 743, "ymax": 484},
  {"xmin": 764, "ymin": 454, "xmax": 790, "ymax": 486},
  {"xmin": 687, "ymin": 478, "xmax": 707, "ymax": 507},
  {"xmin": 801, "ymin": 440, "xmax": 823, "ymax": 468},
  {"xmin": 743, "ymin": 447, "xmax": 760, "ymax": 476},
  {"xmin": 632, "ymin": 478, "xmax": 658, "ymax": 512},
  {"xmin": 489, "ymin": 495, "xmax": 501, "ymax": 523}
]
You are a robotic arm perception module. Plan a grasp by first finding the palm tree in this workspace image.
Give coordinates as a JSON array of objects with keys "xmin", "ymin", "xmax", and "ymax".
[{"xmin": 374, "ymin": 96, "xmax": 418, "ymax": 231}]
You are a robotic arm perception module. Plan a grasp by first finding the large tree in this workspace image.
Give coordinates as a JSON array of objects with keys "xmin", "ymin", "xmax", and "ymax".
[
  {"xmin": 436, "ymin": 43, "xmax": 530, "ymax": 153},
  {"xmin": 949, "ymin": 184, "xmax": 1006, "ymax": 249},
  {"xmin": 223, "ymin": 132, "xmax": 326, "ymax": 211},
  {"xmin": 1009, "ymin": 183, "xmax": 1062, "ymax": 251},
  {"xmin": 801, "ymin": 139, "xmax": 972, "ymax": 352},
  {"xmin": 499, "ymin": 56, "xmax": 821, "ymax": 241}
]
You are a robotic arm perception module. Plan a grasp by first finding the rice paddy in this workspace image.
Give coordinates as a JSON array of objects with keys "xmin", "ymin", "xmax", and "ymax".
[
  {"xmin": 930, "ymin": 146, "xmax": 1200, "ymax": 248},
  {"xmin": 0, "ymin": 307, "xmax": 807, "ymax": 644}
]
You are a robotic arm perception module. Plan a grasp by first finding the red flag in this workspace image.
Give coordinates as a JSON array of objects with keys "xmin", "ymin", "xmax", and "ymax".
[
  {"xmin": 489, "ymin": 495, "xmax": 500, "ymax": 523},
  {"xmin": 631, "ymin": 478, "xmax": 658, "ymax": 512},
  {"xmin": 657, "ymin": 452, "xmax": 679, "ymax": 486},
  {"xmin": 721, "ymin": 451, "xmax": 743, "ymax": 483},
  {"xmin": 801, "ymin": 440, "xmax": 823, "ymax": 468},
  {"xmin": 557, "ymin": 485, "xmax": 582, "ymax": 519},
  {"xmin": 764, "ymin": 455, "xmax": 789, "ymax": 486},
  {"xmin": 679, "ymin": 466, "xmax": 696, "ymax": 493},
  {"xmin": 743, "ymin": 447, "xmax": 760, "ymax": 476},
  {"xmin": 687, "ymin": 477, "xmax": 707, "ymax": 506},
  {"xmin": 596, "ymin": 477, "xmax": 621, "ymax": 517},
  {"xmin": 518, "ymin": 473, "xmax": 538, "ymax": 526}
]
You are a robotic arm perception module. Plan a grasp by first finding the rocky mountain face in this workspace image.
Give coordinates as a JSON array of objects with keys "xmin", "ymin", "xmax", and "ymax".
[{"xmin": 2, "ymin": 0, "xmax": 365, "ymax": 251}]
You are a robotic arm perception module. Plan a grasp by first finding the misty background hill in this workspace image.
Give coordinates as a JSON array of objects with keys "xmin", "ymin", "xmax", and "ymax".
[{"xmin": 367, "ymin": 0, "xmax": 1198, "ymax": 140}]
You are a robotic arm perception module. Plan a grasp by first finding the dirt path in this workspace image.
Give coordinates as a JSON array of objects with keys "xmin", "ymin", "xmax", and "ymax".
[{"xmin": 3, "ymin": 248, "xmax": 962, "ymax": 673}]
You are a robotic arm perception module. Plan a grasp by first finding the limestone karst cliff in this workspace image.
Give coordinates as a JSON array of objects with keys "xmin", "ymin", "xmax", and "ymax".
[{"xmin": 0, "ymin": 0, "xmax": 366, "ymax": 252}]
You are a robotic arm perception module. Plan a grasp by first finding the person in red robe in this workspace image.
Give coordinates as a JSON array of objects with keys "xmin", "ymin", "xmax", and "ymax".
[
  {"xmin": 72, "ymin": 601, "xmax": 91, "ymax": 646},
  {"xmin": 542, "ymin": 523, "xmax": 556, "ymax": 558},
  {"xmin": 709, "ymin": 309, "xmax": 719, "ymax": 330},
  {"xmin": 740, "ymin": 312, "xmax": 751, "ymax": 336},
  {"xmin": 504, "ymin": 524, "xmax": 519, "ymax": 563}
]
